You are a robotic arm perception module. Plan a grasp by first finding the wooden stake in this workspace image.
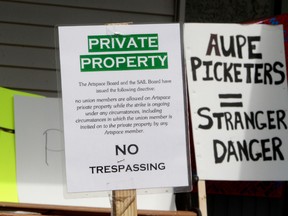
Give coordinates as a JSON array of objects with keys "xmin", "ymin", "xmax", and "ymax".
[
  {"xmin": 198, "ymin": 180, "xmax": 207, "ymax": 216},
  {"xmin": 112, "ymin": 189, "xmax": 137, "ymax": 216}
]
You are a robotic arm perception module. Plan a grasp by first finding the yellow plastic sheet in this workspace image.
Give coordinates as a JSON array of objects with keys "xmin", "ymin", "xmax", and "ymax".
[
  {"xmin": 0, "ymin": 87, "xmax": 42, "ymax": 202},
  {"xmin": 0, "ymin": 130, "xmax": 18, "ymax": 202}
]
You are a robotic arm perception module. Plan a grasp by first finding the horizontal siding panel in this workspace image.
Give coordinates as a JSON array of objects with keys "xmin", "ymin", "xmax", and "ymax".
[
  {"xmin": 0, "ymin": 1, "xmax": 173, "ymax": 26},
  {"xmin": 10, "ymin": 0, "xmax": 175, "ymax": 16},
  {"xmin": 0, "ymin": 67, "xmax": 57, "ymax": 91},
  {"xmin": 10, "ymin": 88, "xmax": 58, "ymax": 97},
  {"xmin": 0, "ymin": 23, "xmax": 54, "ymax": 47},
  {"xmin": 0, "ymin": 45, "xmax": 55, "ymax": 69},
  {"xmin": 27, "ymin": 90, "xmax": 58, "ymax": 97},
  {"xmin": 0, "ymin": 0, "xmax": 180, "ymax": 97}
]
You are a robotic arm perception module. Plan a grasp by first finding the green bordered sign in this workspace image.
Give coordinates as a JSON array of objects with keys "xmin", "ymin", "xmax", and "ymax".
[
  {"xmin": 58, "ymin": 24, "xmax": 191, "ymax": 193},
  {"xmin": 80, "ymin": 53, "xmax": 168, "ymax": 71},
  {"xmin": 88, "ymin": 34, "xmax": 159, "ymax": 52},
  {"xmin": 80, "ymin": 33, "xmax": 168, "ymax": 71}
]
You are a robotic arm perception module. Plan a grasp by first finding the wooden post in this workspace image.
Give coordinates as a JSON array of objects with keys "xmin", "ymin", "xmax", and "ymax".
[
  {"xmin": 112, "ymin": 189, "xmax": 137, "ymax": 216},
  {"xmin": 198, "ymin": 180, "xmax": 207, "ymax": 216},
  {"xmin": 107, "ymin": 21, "xmax": 137, "ymax": 216}
]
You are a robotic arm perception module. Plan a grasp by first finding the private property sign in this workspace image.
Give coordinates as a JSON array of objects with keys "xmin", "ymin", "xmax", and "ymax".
[
  {"xmin": 58, "ymin": 24, "xmax": 190, "ymax": 192},
  {"xmin": 80, "ymin": 34, "xmax": 168, "ymax": 71},
  {"xmin": 184, "ymin": 23, "xmax": 288, "ymax": 181}
]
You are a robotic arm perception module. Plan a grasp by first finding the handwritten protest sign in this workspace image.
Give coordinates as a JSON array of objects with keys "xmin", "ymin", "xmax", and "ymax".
[
  {"xmin": 184, "ymin": 23, "xmax": 288, "ymax": 180},
  {"xmin": 58, "ymin": 24, "xmax": 190, "ymax": 192}
]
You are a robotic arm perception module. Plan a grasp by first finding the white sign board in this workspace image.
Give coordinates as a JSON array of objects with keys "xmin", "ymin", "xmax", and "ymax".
[
  {"xmin": 184, "ymin": 23, "xmax": 288, "ymax": 181},
  {"xmin": 14, "ymin": 96, "xmax": 177, "ymax": 210},
  {"xmin": 58, "ymin": 24, "xmax": 190, "ymax": 192}
]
